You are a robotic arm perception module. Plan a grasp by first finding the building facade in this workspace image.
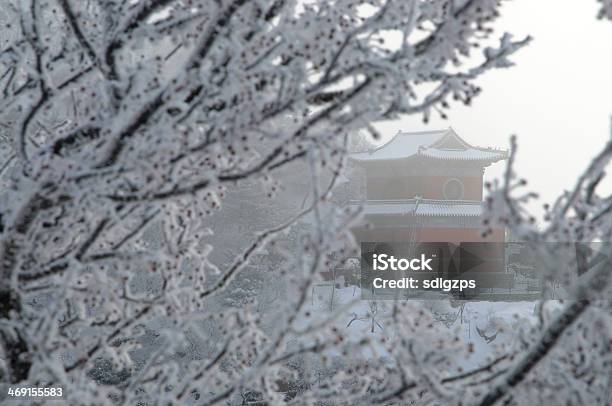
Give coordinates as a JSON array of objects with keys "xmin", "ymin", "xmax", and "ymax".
[
  {"xmin": 349, "ymin": 128, "xmax": 506, "ymax": 245},
  {"xmin": 345, "ymin": 128, "xmax": 515, "ymax": 287}
]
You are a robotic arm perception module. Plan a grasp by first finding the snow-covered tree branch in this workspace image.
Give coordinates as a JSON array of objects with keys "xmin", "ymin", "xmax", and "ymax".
[{"xmin": 2, "ymin": 0, "xmax": 609, "ymax": 405}]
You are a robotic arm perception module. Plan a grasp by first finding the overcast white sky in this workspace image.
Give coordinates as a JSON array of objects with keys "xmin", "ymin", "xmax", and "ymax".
[{"xmin": 374, "ymin": 0, "xmax": 612, "ymax": 220}]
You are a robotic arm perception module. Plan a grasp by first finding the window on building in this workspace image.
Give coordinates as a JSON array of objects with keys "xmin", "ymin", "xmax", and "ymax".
[{"xmin": 443, "ymin": 178, "xmax": 464, "ymax": 200}]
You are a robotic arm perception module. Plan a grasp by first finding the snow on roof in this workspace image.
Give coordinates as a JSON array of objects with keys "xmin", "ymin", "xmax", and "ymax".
[
  {"xmin": 350, "ymin": 128, "xmax": 506, "ymax": 163},
  {"xmin": 352, "ymin": 199, "xmax": 484, "ymax": 217},
  {"xmin": 419, "ymin": 148, "xmax": 504, "ymax": 161}
]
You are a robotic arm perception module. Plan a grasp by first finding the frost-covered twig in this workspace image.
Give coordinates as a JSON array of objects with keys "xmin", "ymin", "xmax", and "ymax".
[
  {"xmin": 0, "ymin": 0, "xmax": 536, "ymax": 402},
  {"xmin": 476, "ymin": 300, "xmax": 590, "ymax": 406}
]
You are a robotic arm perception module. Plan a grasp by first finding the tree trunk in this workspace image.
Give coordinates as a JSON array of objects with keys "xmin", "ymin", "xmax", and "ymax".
[{"xmin": 0, "ymin": 289, "xmax": 31, "ymax": 383}]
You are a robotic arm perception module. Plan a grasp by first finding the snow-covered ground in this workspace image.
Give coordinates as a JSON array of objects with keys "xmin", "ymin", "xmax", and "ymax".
[{"xmin": 301, "ymin": 285, "xmax": 540, "ymax": 370}]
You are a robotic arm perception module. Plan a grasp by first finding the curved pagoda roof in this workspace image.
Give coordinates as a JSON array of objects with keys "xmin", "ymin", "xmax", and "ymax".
[{"xmin": 350, "ymin": 128, "xmax": 507, "ymax": 164}]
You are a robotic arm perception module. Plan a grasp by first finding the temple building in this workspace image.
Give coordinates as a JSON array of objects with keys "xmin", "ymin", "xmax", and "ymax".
[{"xmin": 349, "ymin": 128, "xmax": 507, "ymax": 245}]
